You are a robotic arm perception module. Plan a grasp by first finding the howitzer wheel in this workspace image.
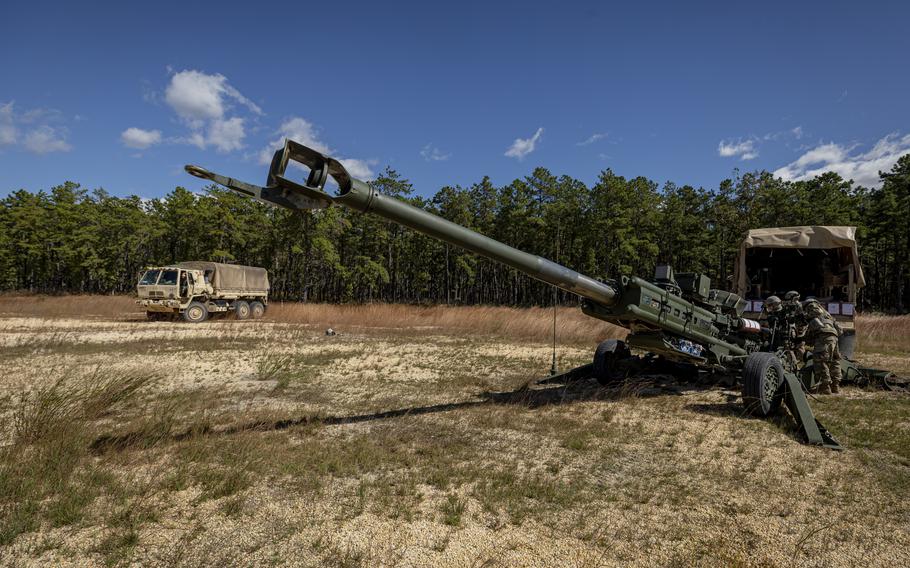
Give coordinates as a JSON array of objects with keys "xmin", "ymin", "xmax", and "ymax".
[
  {"xmin": 593, "ymin": 340, "xmax": 631, "ymax": 385},
  {"xmin": 742, "ymin": 352, "xmax": 785, "ymax": 416}
]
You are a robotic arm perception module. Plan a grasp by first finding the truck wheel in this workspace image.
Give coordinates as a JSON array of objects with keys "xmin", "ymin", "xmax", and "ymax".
[
  {"xmin": 250, "ymin": 301, "xmax": 265, "ymax": 319},
  {"xmin": 742, "ymin": 352, "xmax": 785, "ymax": 416},
  {"xmin": 593, "ymin": 340, "xmax": 631, "ymax": 385},
  {"xmin": 234, "ymin": 300, "xmax": 251, "ymax": 320},
  {"xmin": 183, "ymin": 301, "xmax": 209, "ymax": 323}
]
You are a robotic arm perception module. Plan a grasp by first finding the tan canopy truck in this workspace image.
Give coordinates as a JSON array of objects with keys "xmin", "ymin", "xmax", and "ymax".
[
  {"xmin": 136, "ymin": 261, "xmax": 269, "ymax": 323},
  {"xmin": 734, "ymin": 226, "xmax": 864, "ymax": 357}
]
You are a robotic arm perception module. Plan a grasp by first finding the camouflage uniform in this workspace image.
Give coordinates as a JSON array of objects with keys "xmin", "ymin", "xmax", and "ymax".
[
  {"xmin": 781, "ymin": 291, "xmax": 807, "ymax": 359},
  {"xmin": 759, "ymin": 296, "xmax": 788, "ymax": 352},
  {"xmin": 804, "ymin": 302, "xmax": 841, "ymax": 394}
]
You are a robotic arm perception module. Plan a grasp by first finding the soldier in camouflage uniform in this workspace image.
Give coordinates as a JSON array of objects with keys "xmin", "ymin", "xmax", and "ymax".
[
  {"xmin": 759, "ymin": 295, "xmax": 785, "ymax": 347},
  {"xmin": 759, "ymin": 295, "xmax": 803, "ymax": 369},
  {"xmin": 782, "ymin": 291, "xmax": 802, "ymax": 316},
  {"xmin": 758, "ymin": 295, "xmax": 782, "ymax": 325},
  {"xmin": 804, "ymin": 301, "xmax": 842, "ymax": 394}
]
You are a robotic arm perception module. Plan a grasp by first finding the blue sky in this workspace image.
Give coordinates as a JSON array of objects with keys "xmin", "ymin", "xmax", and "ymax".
[{"xmin": 2, "ymin": 0, "xmax": 909, "ymax": 198}]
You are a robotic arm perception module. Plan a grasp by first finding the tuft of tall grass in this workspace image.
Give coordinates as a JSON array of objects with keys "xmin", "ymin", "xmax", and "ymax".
[
  {"xmin": 0, "ymin": 367, "xmax": 158, "ymax": 546},
  {"xmin": 255, "ymin": 351, "xmax": 296, "ymax": 384},
  {"xmin": 13, "ymin": 367, "xmax": 158, "ymax": 444}
]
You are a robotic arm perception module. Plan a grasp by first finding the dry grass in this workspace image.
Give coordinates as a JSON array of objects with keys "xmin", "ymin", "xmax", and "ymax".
[
  {"xmin": 0, "ymin": 294, "xmax": 625, "ymax": 344},
  {"xmin": 0, "ymin": 299, "xmax": 907, "ymax": 566},
  {"xmin": 854, "ymin": 313, "xmax": 910, "ymax": 352},
  {"xmin": 0, "ymin": 293, "xmax": 139, "ymax": 319},
  {"xmin": 3, "ymin": 293, "xmax": 904, "ymax": 350},
  {"xmin": 267, "ymin": 302, "xmax": 626, "ymax": 345},
  {"xmin": 0, "ymin": 367, "xmax": 159, "ymax": 549}
]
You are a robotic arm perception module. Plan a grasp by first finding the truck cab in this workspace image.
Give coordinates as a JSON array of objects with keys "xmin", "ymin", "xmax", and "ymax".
[
  {"xmin": 734, "ymin": 226, "xmax": 864, "ymax": 357},
  {"xmin": 137, "ymin": 266, "xmax": 211, "ymax": 320},
  {"xmin": 136, "ymin": 262, "xmax": 269, "ymax": 322}
]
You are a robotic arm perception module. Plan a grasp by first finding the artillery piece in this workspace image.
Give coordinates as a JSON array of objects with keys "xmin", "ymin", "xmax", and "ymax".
[{"xmin": 186, "ymin": 139, "xmax": 841, "ymax": 449}]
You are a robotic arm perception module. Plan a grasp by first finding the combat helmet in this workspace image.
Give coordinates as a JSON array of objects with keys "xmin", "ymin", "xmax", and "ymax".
[
  {"xmin": 765, "ymin": 295, "xmax": 782, "ymax": 312},
  {"xmin": 783, "ymin": 290, "xmax": 800, "ymax": 302},
  {"xmin": 803, "ymin": 299, "xmax": 823, "ymax": 316}
]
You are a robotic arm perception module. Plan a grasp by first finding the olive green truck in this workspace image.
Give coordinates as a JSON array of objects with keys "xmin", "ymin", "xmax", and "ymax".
[{"xmin": 136, "ymin": 261, "xmax": 269, "ymax": 322}]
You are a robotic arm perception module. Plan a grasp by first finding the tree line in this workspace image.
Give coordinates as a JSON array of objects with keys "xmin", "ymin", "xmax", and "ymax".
[{"xmin": 2, "ymin": 156, "xmax": 909, "ymax": 312}]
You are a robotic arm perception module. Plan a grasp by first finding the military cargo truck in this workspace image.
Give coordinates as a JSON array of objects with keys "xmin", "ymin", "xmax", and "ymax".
[
  {"xmin": 734, "ymin": 226, "xmax": 863, "ymax": 357},
  {"xmin": 136, "ymin": 261, "xmax": 269, "ymax": 322}
]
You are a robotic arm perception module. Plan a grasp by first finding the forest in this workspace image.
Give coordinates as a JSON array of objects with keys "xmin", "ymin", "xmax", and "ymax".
[{"xmin": 1, "ymin": 155, "xmax": 909, "ymax": 312}]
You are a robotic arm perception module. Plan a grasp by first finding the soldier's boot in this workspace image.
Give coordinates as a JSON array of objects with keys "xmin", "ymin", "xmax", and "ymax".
[
  {"xmin": 818, "ymin": 382, "xmax": 832, "ymax": 395},
  {"xmin": 830, "ymin": 382, "xmax": 840, "ymax": 394}
]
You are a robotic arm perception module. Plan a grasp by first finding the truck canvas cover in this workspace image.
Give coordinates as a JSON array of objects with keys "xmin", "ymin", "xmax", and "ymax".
[
  {"xmin": 176, "ymin": 262, "xmax": 270, "ymax": 292},
  {"xmin": 735, "ymin": 226, "xmax": 865, "ymax": 297}
]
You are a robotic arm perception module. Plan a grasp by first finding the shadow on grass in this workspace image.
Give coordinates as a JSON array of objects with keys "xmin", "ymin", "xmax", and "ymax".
[{"xmin": 90, "ymin": 365, "xmax": 716, "ymax": 454}]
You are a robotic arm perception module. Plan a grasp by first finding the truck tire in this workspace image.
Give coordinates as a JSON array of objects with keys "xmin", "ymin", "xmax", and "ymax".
[
  {"xmin": 742, "ymin": 352, "xmax": 784, "ymax": 417},
  {"xmin": 250, "ymin": 301, "xmax": 265, "ymax": 319},
  {"xmin": 593, "ymin": 340, "xmax": 630, "ymax": 385},
  {"xmin": 183, "ymin": 301, "xmax": 209, "ymax": 323},
  {"xmin": 234, "ymin": 300, "xmax": 251, "ymax": 320}
]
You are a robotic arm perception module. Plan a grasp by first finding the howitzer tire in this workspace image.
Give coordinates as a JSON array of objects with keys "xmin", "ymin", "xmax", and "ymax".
[
  {"xmin": 183, "ymin": 302, "xmax": 209, "ymax": 323},
  {"xmin": 593, "ymin": 340, "xmax": 631, "ymax": 385},
  {"xmin": 250, "ymin": 301, "xmax": 265, "ymax": 319},
  {"xmin": 742, "ymin": 352, "xmax": 785, "ymax": 416},
  {"xmin": 234, "ymin": 300, "xmax": 251, "ymax": 320}
]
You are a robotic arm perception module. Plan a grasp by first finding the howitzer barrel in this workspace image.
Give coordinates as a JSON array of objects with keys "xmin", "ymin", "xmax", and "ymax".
[
  {"xmin": 186, "ymin": 140, "xmax": 618, "ymax": 307},
  {"xmin": 335, "ymin": 178, "xmax": 618, "ymax": 306}
]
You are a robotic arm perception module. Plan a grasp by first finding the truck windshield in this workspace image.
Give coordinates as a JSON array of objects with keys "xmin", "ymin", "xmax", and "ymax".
[
  {"xmin": 158, "ymin": 270, "xmax": 179, "ymax": 286},
  {"xmin": 139, "ymin": 270, "xmax": 160, "ymax": 285}
]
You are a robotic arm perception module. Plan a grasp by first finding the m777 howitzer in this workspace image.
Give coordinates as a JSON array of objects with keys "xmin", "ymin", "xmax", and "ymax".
[{"xmin": 186, "ymin": 139, "xmax": 842, "ymax": 449}]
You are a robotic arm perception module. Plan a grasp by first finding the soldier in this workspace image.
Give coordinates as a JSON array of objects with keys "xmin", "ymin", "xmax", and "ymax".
[
  {"xmin": 781, "ymin": 290, "xmax": 807, "ymax": 350},
  {"xmin": 804, "ymin": 301, "xmax": 842, "ymax": 394},
  {"xmin": 760, "ymin": 295, "xmax": 803, "ymax": 368},
  {"xmin": 758, "ymin": 295, "xmax": 782, "ymax": 325},
  {"xmin": 783, "ymin": 290, "xmax": 801, "ymax": 311}
]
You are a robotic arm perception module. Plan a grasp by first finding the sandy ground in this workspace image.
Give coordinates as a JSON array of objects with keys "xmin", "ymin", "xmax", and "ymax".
[{"xmin": 0, "ymin": 313, "xmax": 908, "ymax": 567}]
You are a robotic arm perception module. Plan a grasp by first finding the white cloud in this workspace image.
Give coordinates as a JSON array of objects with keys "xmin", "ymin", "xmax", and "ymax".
[
  {"xmin": 120, "ymin": 127, "xmax": 162, "ymax": 149},
  {"xmin": 576, "ymin": 133, "xmax": 607, "ymax": 146},
  {"xmin": 339, "ymin": 158, "xmax": 378, "ymax": 180},
  {"xmin": 0, "ymin": 123, "xmax": 15, "ymax": 146},
  {"xmin": 1, "ymin": 101, "xmax": 73, "ymax": 153},
  {"xmin": 184, "ymin": 131, "xmax": 206, "ymax": 150},
  {"xmin": 717, "ymin": 139, "xmax": 757, "ymax": 160},
  {"xmin": 791, "ymin": 126, "xmax": 804, "ymax": 139},
  {"xmin": 23, "ymin": 125, "xmax": 72, "ymax": 154},
  {"xmin": 0, "ymin": 102, "xmax": 17, "ymax": 146},
  {"xmin": 164, "ymin": 70, "xmax": 261, "ymax": 121},
  {"xmin": 774, "ymin": 133, "xmax": 910, "ymax": 188},
  {"xmin": 158, "ymin": 69, "xmax": 260, "ymax": 152},
  {"xmin": 420, "ymin": 143, "xmax": 451, "ymax": 161},
  {"xmin": 504, "ymin": 127, "xmax": 544, "ymax": 160},
  {"xmin": 207, "ymin": 117, "xmax": 246, "ymax": 153}
]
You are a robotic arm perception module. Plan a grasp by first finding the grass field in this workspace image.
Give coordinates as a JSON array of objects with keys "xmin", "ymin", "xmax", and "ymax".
[{"xmin": 0, "ymin": 295, "xmax": 908, "ymax": 567}]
